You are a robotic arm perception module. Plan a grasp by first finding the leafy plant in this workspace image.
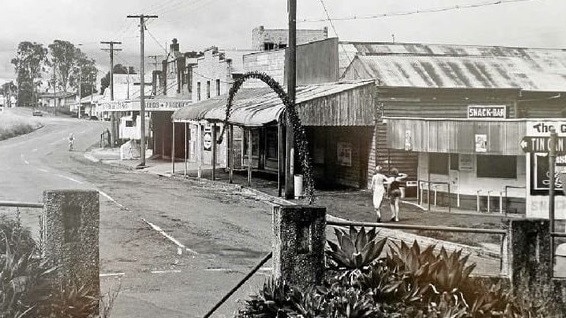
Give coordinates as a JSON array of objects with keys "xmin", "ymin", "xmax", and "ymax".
[
  {"xmin": 326, "ymin": 227, "xmax": 386, "ymax": 271},
  {"xmin": 238, "ymin": 278, "xmax": 304, "ymax": 317}
]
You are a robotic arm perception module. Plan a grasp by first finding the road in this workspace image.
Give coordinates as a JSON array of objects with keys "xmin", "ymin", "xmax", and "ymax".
[{"xmin": 0, "ymin": 111, "xmax": 273, "ymax": 317}]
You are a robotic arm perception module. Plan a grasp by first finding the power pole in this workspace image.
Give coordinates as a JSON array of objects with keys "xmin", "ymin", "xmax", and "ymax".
[
  {"xmin": 101, "ymin": 41, "xmax": 122, "ymax": 147},
  {"xmin": 128, "ymin": 14, "xmax": 158, "ymax": 168},
  {"xmin": 285, "ymin": 0, "xmax": 297, "ymax": 199}
]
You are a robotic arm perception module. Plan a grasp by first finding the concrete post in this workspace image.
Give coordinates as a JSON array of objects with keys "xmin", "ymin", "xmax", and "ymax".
[
  {"xmin": 43, "ymin": 190, "xmax": 100, "ymax": 311},
  {"xmin": 272, "ymin": 205, "xmax": 326, "ymax": 290},
  {"xmin": 507, "ymin": 219, "xmax": 551, "ymax": 292}
]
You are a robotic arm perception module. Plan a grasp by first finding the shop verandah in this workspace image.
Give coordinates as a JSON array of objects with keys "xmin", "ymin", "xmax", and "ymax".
[{"xmin": 170, "ymin": 80, "xmax": 378, "ymax": 196}]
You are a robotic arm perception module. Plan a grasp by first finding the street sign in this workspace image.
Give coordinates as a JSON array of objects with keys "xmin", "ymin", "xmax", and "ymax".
[{"xmin": 520, "ymin": 136, "xmax": 566, "ymax": 153}]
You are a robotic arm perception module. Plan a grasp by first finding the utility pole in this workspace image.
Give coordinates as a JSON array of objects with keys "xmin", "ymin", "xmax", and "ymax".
[
  {"xmin": 285, "ymin": 0, "xmax": 297, "ymax": 199},
  {"xmin": 128, "ymin": 14, "xmax": 158, "ymax": 168},
  {"xmin": 549, "ymin": 126, "xmax": 557, "ymax": 268},
  {"xmin": 101, "ymin": 41, "xmax": 122, "ymax": 147}
]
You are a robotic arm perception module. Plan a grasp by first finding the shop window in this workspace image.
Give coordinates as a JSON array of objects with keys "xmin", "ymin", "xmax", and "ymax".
[
  {"xmin": 450, "ymin": 153, "xmax": 459, "ymax": 170},
  {"xmin": 477, "ymin": 155, "xmax": 516, "ymax": 179},
  {"xmin": 429, "ymin": 153, "xmax": 449, "ymax": 175},
  {"xmin": 266, "ymin": 128, "xmax": 278, "ymax": 159},
  {"xmin": 197, "ymin": 82, "xmax": 201, "ymax": 101},
  {"xmin": 125, "ymin": 120, "xmax": 133, "ymax": 127},
  {"xmin": 243, "ymin": 129, "xmax": 260, "ymax": 157},
  {"xmin": 206, "ymin": 81, "xmax": 211, "ymax": 99},
  {"xmin": 216, "ymin": 79, "xmax": 220, "ymax": 96}
]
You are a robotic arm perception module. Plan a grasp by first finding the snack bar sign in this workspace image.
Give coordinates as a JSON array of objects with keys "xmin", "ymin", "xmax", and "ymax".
[{"xmin": 467, "ymin": 105, "xmax": 506, "ymax": 119}]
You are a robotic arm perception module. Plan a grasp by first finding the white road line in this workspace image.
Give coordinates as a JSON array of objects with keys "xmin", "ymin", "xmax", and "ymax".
[
  {"xmin": 37, "ymin": 168, "xmax": 49, "ymax": 173},
  {"xmin": 55, "ymin": 174, "xmax": 84, "ymax": 184},
  {"xmin": 151, "ymin": 269, "xmax": 182, "ymax": 274},
  {"xmin": 204, "ymin": 268, "xmax": 233, "ymax": 272},
  {"xmin": 98, "ymin": 190, "xmax": 125, "ymax": 209},
  {"xmin": 100, "ymin": 272, "xmax": 126, "ymax": 277},
  {"xmin": 142, "ymin": 218, "xmax": 199, "ymax": 255},
  {"xmin": 83, "ymin": 153, "xmax": 100, "ymax": 163}
]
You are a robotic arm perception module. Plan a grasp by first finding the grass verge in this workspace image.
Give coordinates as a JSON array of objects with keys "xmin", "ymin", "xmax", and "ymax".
[{"xmin": 0, "ymin": 111, "xmax": 43, "ymax": 141}]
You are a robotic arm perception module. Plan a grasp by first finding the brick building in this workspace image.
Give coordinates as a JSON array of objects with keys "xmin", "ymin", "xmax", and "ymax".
[{"xmin": 252, "ymin": 25, "xmax": 328, "ymax": 51}]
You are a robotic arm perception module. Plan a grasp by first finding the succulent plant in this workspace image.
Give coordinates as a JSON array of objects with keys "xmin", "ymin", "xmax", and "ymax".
[{"xmin": 326, "ymin": 226, "xmax": 387, "ymax": 271}]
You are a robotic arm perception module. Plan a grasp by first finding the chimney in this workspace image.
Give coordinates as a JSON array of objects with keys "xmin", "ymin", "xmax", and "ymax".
[{"xmin": 170, "ymin": 38, "xmax": 179, "ymax": 53}]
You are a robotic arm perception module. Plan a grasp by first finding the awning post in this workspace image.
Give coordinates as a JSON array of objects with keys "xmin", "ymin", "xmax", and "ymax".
[
  {"xmin": 248, "ymin": 129, "xmax": 252, "ymax": 186},
  {"xmin": 212, "ymin": 123, "xmax": 217, "ymax": 181},
  {"xmin": 184, "ymin": 122, "xmax": 188, "ymax": 176},
  {"xmin": 198, "ymin": 123, "xmax": 202, "ymax": 178},
  {"xmin": 229, "ymin": 124, "xmax": 234, "ymax": 184},
  {"xmin": 172, "ymin": 122, "xmax": 175, "ymax": 174}
]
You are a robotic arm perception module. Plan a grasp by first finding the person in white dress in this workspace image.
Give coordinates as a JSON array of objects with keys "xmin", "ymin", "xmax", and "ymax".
[{"xmin": 369, "ymin": 165, "xmax": 388, "ymax": 222}]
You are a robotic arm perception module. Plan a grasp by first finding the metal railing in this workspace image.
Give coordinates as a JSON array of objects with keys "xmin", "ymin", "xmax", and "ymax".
[
  {"xmin": 326, "ymin": 219, "xmax": 507, "ymax": 275},
  {"xmin": 0, "ymin": 201, "xmax": 44, "ymax": 209},
  {"xmin": 203, "ymin": 252, "xmax": 272, "ymax": 318},
  {"xmin": 417, "ymin": 180, "xmax": 451, "ymax": 212}
]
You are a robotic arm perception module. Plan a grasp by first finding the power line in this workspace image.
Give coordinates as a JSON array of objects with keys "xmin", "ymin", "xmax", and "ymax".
[{"xmin": 299, "ymin": 0, "xmax": 536, "ymax": 23}]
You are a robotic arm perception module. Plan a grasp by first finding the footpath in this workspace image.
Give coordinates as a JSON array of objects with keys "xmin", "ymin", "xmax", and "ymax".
[{"xmin": 84, "ymin": 147, "xmax": 515, "ymax": 275}]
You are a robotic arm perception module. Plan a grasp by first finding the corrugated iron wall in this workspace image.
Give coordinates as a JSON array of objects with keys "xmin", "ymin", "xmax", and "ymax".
[
  {"xmin": 299, "ymin": 84, "xmax": 376, "ymax": 126},
  {"xmin": 386, "ymin": 119, "xmax": 524, "ymax": 155}
]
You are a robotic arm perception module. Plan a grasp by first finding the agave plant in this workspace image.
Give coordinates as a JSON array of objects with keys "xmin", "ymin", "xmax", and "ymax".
[
  {"xmin": 326, "ymin": 226, "xmax": 387, "ymax": 271},
  {"xmin": 238, "ymin": 278, "xmax": 303, "ymax": 317}
]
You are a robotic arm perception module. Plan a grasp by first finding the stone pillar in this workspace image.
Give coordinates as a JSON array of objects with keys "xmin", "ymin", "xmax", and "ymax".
[
  {"xmin": 272, "ymin": 205, "xmax": 326, "ymax": 290},
  {"xmin": 43, "ymin": 190, "xmax": 100, "ymax": 309},
  {"xmin": 507, "ymin": 219, "xmax": 551, "ymax": 291}
]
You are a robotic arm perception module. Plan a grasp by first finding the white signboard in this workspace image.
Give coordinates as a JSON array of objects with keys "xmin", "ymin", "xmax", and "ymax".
[
  {"xmin": 99, "ymin": 100, "xmax": 191, "ymax": 112},
  {"xmin": 526, "ymin": 120, "xmax": 566, "ymax": 137},
  {"xmin": 467, "ymin": 105, "xmax": 506, "ymax": 119}
]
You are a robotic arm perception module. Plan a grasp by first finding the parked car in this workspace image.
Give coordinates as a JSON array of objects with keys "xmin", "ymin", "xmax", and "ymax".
[
  {"xmin": 80, "ymin": 113, "xmax": 89, "ymax": 119},
  {"xmin": 32, "ymin": 110, "xmax": 43, "ymax": 116},
  {"xmin": 89, "ymin": 115, "xmax": 99, "ymax": 120}
]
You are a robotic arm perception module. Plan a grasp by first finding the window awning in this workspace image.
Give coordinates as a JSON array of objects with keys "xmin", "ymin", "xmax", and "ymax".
[{"xmin": 172, "ymin": 80, "xmax": 376, "ymax": 127}]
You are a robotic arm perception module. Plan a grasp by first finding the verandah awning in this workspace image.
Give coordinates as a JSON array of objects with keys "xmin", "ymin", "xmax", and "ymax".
[{"xmin": 171, "ymin": 80, "xmax": 376, "ymax": 127}]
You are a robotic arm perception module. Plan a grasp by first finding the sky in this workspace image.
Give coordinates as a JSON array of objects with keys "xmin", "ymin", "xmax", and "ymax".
[{"xmin": 1, "ymin": 0, "xmax": 565, "ymax": 86}]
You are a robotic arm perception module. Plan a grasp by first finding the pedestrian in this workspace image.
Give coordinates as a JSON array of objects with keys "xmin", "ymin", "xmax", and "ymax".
[
  {"xmin": 369, "ymin": 165, "xmax": 388, "ymax": 222},
  {"xmin": 68, "ymin": 133, "xmax": 75, "ymax": 151},
  {"xmin": 387, "ymin": 168, "xmax": 408, "ymax": 222}
]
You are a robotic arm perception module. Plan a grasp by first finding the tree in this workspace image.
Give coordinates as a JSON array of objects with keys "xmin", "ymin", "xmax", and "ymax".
[
  {"xmin": 0, "ymin": 81, "xmax": 17, "ymax": 107},
  {"xmin": 75, "ymin": 52, "xmax": 98, "ymax": 97},
  {"xmin": 100, "ymin": 64, "xmax": 136, "ymax": 95},
  {"xmin": 48, "ymin": 40, "xmax": 99, "ymax": 101},
  {"xmin": 11, "ymin": 42, "xmax": 48, "ymax": 107}
]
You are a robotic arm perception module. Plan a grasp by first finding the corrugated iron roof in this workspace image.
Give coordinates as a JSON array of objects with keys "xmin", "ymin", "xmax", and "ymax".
[
  {"xmin": 172, "ymin": 80, "xmax": 374, "ymax": 126},
  {"xmin": 339, "ymin": 42, "xmax": 566, "ymax": 91}
]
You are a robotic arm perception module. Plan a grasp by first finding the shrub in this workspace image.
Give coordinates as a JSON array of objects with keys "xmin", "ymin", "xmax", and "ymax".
[
  {"xmin": 237, "ymin": 226, "xmax": 561, "ymax": 318},
  {"xmin": 0, "ymin": 215, "xmax": 112, "ymax": 318}
]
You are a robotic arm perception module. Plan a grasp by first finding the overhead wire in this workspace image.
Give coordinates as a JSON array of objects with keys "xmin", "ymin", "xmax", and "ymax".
[{"xmin": 299, "ymin": 0, "xmax": 536, "ymax": 23}]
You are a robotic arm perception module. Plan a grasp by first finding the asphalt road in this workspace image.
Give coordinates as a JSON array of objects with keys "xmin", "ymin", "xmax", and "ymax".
[{"xmin": 0, "ymin": 110, "xmax": 274, "ymax": 317}]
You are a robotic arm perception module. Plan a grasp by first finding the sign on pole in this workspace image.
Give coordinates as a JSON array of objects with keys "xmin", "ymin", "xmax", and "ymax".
[{"xmin": 520, "ymin": 136, "xmax": 566, "ymax": 153}]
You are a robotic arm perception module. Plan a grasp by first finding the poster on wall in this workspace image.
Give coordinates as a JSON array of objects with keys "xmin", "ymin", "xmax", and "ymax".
[
  {"xmin": 459, "ymin": 154, "xmax": 474, "ymax": 170},
  {"xmin": 404, "ymin": 130, "xmax": 412, "ymax": 151},
  {"xmin": 531, "ymin": 153, "xmax": 566, "ymax": 195},
  {"xmin": 203, "ymin": 128, "xmax": 212, "ymax": 151},
  {"xmin": 475, "ymin": 134, "xmax": 487, "ymax": 153},
  {"xmin": 337, "ymin": 142, "xmax": 352, "ymax": 166}
]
